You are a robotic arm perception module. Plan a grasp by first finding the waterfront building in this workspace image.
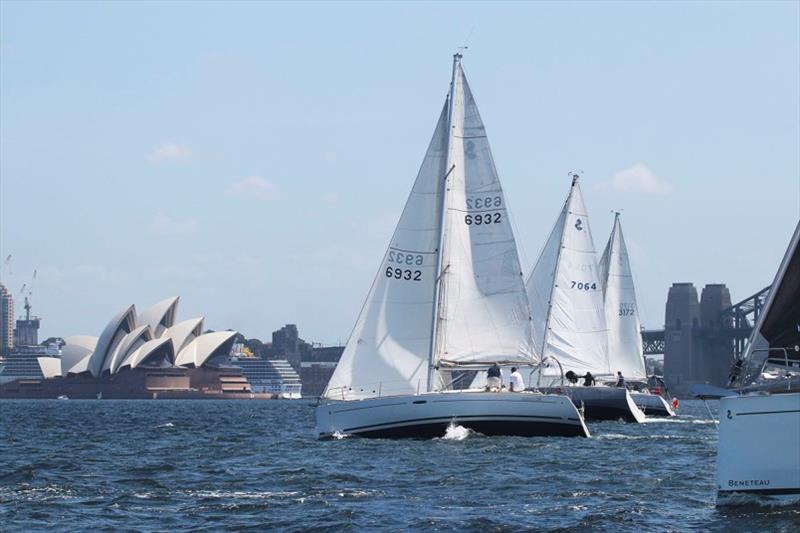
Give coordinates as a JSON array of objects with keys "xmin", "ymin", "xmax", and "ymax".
[
  {"xmin": 0, "ymin": 296, "xmax": 270, "ymax": 399},
  {"xmin": 266, "ymin": 324, "xmax": 344, "ymax": 397},
  {"xmin": 0, "ymin": 283, "xmax": 13, "ymax": 352},
  {"xmin": 14, "ymin": 298, "xmax": 41, "ymax": 347}
]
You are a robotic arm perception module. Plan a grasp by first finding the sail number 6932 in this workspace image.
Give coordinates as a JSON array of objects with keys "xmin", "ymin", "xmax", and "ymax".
[
  {"xmin": 385, "ymin": 267, "xmax": 422, "ymax": 281},
  {"xmin": 465, "ymin": 213, "xmax": 502, "ymax": 225}
]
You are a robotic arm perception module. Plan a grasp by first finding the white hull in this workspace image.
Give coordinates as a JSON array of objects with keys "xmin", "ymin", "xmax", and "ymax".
[
  {"xmin": 630, "ymin": 391, "xmax": 675, "ymax": 417},
  {"xmin": 315, "ymin": 390, "xmax": 590, "ymax": 439},
  {"xmin": 717, "ymin": 392, "xmax": 800, "ymax": 501}
]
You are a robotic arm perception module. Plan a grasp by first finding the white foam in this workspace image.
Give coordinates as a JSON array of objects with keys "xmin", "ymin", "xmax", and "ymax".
[
  {"xmin": 441, "ymin": 421, "xmax": 470, "ymax": 441},
  {"xmin": 332, "ymin": 430, "xmax": 349, "ymax": 440}
]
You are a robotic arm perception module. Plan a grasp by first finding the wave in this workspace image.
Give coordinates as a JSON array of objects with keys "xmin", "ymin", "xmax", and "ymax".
[{"xmin": 440, "ymin": 422, "xmax": 471, "ymax": 441}]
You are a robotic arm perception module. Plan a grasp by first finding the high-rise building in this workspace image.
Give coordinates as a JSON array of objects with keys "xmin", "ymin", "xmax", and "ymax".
[
  {"xmin": 14, "ymin": 296, "xmax": 40, "ymax": 347},
  {"xmin": 0, "ymin": 283, "xmax": 14, "ymax": 352}
]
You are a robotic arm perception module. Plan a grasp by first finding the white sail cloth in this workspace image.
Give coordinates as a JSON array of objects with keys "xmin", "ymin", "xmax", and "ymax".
[
  {"xmin": 436, "ymin": 61, "xmax": 535, "ymax": 367},
  {"xmin": 323, "ymin": 103, "xmax": 449, "ymax": 400},
  {"xmin": 526, "ymin": 178, "xmax": 611, "ymax": 377},
  {"xmin": 599, "ymin": 213, "xmax": 647, "ymax": 380},
  {"xmin": 323, "ymin": 57, "xmax": 536, "ymax": 400}
]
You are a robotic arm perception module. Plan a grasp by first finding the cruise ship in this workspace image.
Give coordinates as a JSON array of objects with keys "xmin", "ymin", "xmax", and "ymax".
[
  {"xmin": 230, "ymin": 355, "xmax": 302, "ymax": 399},
  {"xmin": 0, "ymin": 344, "xmax": 60, "ymax": 385}
]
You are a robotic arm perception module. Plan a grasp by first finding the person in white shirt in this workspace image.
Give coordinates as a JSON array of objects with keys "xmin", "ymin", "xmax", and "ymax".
[{"xmin": 509, "ymin": 367, "xmax": 525, "ymax": 392}]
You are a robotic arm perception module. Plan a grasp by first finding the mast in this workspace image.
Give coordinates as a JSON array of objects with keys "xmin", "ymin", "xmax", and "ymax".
[
  {"xmin": 427, "ymin": 53, "xmax": 461, "ymax": 392},
  {"xmin": 539, "ymin": 173, "xmax": 578, "ymax": 359}
]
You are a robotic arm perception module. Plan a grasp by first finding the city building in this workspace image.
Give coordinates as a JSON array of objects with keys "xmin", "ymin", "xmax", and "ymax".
[
  {"xmin": 0, "ymin": 283, "xmax": 13, "ymax": 353},
  {"xmin": 266, "ymin": 324, "xmax": 344, "ymax": 397},
  {"xmin": 14, "ymin": 297, "xmax": 40, "ymax": 347}
]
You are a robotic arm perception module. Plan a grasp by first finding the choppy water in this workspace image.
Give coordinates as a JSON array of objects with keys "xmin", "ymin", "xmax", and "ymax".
[{"xmin": 1, "ymin": 399, "xmax": 798, "ymax": 531}]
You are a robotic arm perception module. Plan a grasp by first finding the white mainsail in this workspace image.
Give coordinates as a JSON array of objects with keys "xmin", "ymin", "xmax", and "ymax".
[
  {"xmin": 526, "ymin": 176, "xmax": 611, "ymax": 376},
  {"xmin": 323, "ymin": 55, "xmax": 536, "ymax": 400},
  {"xmin": 599, "ymin": 213, "xmax": 647, "ymax": 380},
  {"xmin": 435, "ymin": 59, "xmax": 536, "ymax": 368}
]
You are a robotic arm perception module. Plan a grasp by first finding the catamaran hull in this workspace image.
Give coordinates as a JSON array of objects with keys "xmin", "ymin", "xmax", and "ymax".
[
  {"xmin": 315, "ymin": 391, "xmax": 590, "ymax": 439},
  {"xmin": 630, "ymin": 391, "xmax": 675, "ymax": 417},
  {"xmin": 717, "ymin": 392, "xmax": 800, "ymax": 502},
  {"xmin": 538, "ymin": 386, "xmax": 646, "ymax": 423}
]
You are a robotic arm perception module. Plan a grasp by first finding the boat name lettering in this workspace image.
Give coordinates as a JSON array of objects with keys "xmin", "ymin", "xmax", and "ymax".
[
  {"xmin": 466, "ymin": 195, "xmax": 502, "ymax": 209},
  {"xmin": 388, "ymin": 251, "xmax": 424, "ymax": 266},
  {"xmin": 385, "ymin": 267, "xmax": 422, "ymax": 281},
  {"xmin": 465, "ymin": 213, "xmax": 502, "ymax": 226},
  {"xmin": 728, "ymin": 479, "xmax": 770, "ymax": 487}
]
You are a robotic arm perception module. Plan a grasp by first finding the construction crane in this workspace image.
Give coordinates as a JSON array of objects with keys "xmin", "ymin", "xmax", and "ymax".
[{"xmin": 18, "ymin": 269, "xmax": 36, "ymax": 320}]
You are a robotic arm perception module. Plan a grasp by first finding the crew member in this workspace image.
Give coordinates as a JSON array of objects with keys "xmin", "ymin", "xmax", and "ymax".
[
  {"xmin": 486, "ymin": 363, "xmax": 502, "ymax": 391},
  {"xmin": 582, "ymin": 372, "xmax": 595, "ymax": 387},
  {"xmin": 565, "ymin": 371, "xmax": 579, "ymax": 384},
  {"xmin": 509, "ymin": 367, "xmax": 525, "ymax": 392},
  {"xmin": 616, "ymin": 371, "xmax": 626, "ymax": 388}
]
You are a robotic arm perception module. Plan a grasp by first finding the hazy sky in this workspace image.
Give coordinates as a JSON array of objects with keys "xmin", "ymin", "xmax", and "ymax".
[{"xmin": 1, "ymin": 1, "xmax": 798, "ymax": 343}]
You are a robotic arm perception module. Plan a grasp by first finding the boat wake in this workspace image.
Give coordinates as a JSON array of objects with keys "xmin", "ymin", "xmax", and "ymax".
[
  {"xmin": 441, "ymin": 421, "xmax": 471, "ymax": 441},
  {"xmin": 640, "ymin": 417, "xmax": 715, "ymax": 424},
  {"xmin": 717, "ymin": 492, "xmax": 800, "ymax": 508},
  {"xmin": 331, "ymin": 430, "xmax": 350, "ymax": 440}
]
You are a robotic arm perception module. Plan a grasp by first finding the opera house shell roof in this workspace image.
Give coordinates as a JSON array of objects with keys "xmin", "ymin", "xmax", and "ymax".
[{"xmin": 56, "ymin": 296, "xmax": 238, "ymax": 378}]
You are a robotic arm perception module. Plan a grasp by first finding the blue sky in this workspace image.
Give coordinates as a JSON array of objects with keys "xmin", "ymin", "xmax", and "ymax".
[{"xmin": 1, "ymin": 1, "xmax": 798, "ymax": 343}]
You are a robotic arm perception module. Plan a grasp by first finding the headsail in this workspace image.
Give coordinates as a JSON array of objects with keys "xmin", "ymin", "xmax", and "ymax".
[
  {"xmin": 740, "ymin": 220, "xmax": 800, "ymax": 382},
  {"xmin": 526, "ymin": 177, "xmax": 611, "ymax": 376},
  {"xmin": 599, "ymin": 213, "xmax": 647, "ymax": 380},
  {"xmin": 434, "ymin": 58, "xmax": 536, "ymax": 368},
  {"xmin": 322, "ymin": 102, "xmax": 449, "ymax": 400}
]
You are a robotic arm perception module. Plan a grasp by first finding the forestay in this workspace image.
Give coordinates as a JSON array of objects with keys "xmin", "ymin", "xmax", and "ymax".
[
  {"xmin": 322, "ymin": 103, "xmax": 449, "ymax": 400},
  {"xmin": 526, "ymin": 177, "xmax": 611, "ymax": 376},
  {"xmin": 599, "ymin": 213, "xmax": 647, "ymax": 380},
  {"xmin": 435, "ymin": 61, "xmax": 536, "ymax": 367}
]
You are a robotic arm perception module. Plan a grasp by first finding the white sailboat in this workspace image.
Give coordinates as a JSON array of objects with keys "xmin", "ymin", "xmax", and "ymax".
[
  {"xmin": 315, "ymin": 55, "xmax": 589, "ymax": 439},
  {"xmin": 598, "ymin": 212, "xmax": 675, "ymax": 417},
  {"xmin": 525, "ymin": 177, "xmax": 645, "ymax": 422},
  {"xmin": 716, "ymin": 220, "xmax": 800, "ymax": 502}
]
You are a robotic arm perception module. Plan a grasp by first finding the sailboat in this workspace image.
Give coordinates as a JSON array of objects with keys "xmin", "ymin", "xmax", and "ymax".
[
  {"xmin": 715, "ymin": 220, "xmax": 800, "ymax": 502},
  {"xmin": 525, "ymin": 177, "xmax": 645, "ymax": 423},
  {"xmin": 315, "ymin": 55, "xmax": 589, "ymax": 439},
  {"xmin": 598, "ymin": 212, "xmax": 675, "ymax": 417}
]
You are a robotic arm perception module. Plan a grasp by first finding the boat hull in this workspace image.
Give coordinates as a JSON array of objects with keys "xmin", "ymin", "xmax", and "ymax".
[
  {"xmin": 315, "ymin": 390, "xmax": 590, "ymax": 439},
  {"xmin": 539, "ymin": 385, "xmax": 646, "ymax": 423},
  {"xmin": 630, "ymin": 391, "xmax": 676, "ymax": 417},
  {"xmin": 717, "ymin": 392, "xmax": 800, "ymax": 502}
]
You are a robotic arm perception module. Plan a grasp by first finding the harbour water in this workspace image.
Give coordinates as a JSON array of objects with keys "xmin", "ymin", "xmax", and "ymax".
[{"xmin": 1, "ymin": 400, "xmax": 798, "ymax": 531}]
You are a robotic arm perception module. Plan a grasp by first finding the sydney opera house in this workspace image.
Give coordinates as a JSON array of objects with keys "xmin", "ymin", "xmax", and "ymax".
[{"xmin": 0, "ymin": 297, "xmax": 270, "ymax": 399}]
